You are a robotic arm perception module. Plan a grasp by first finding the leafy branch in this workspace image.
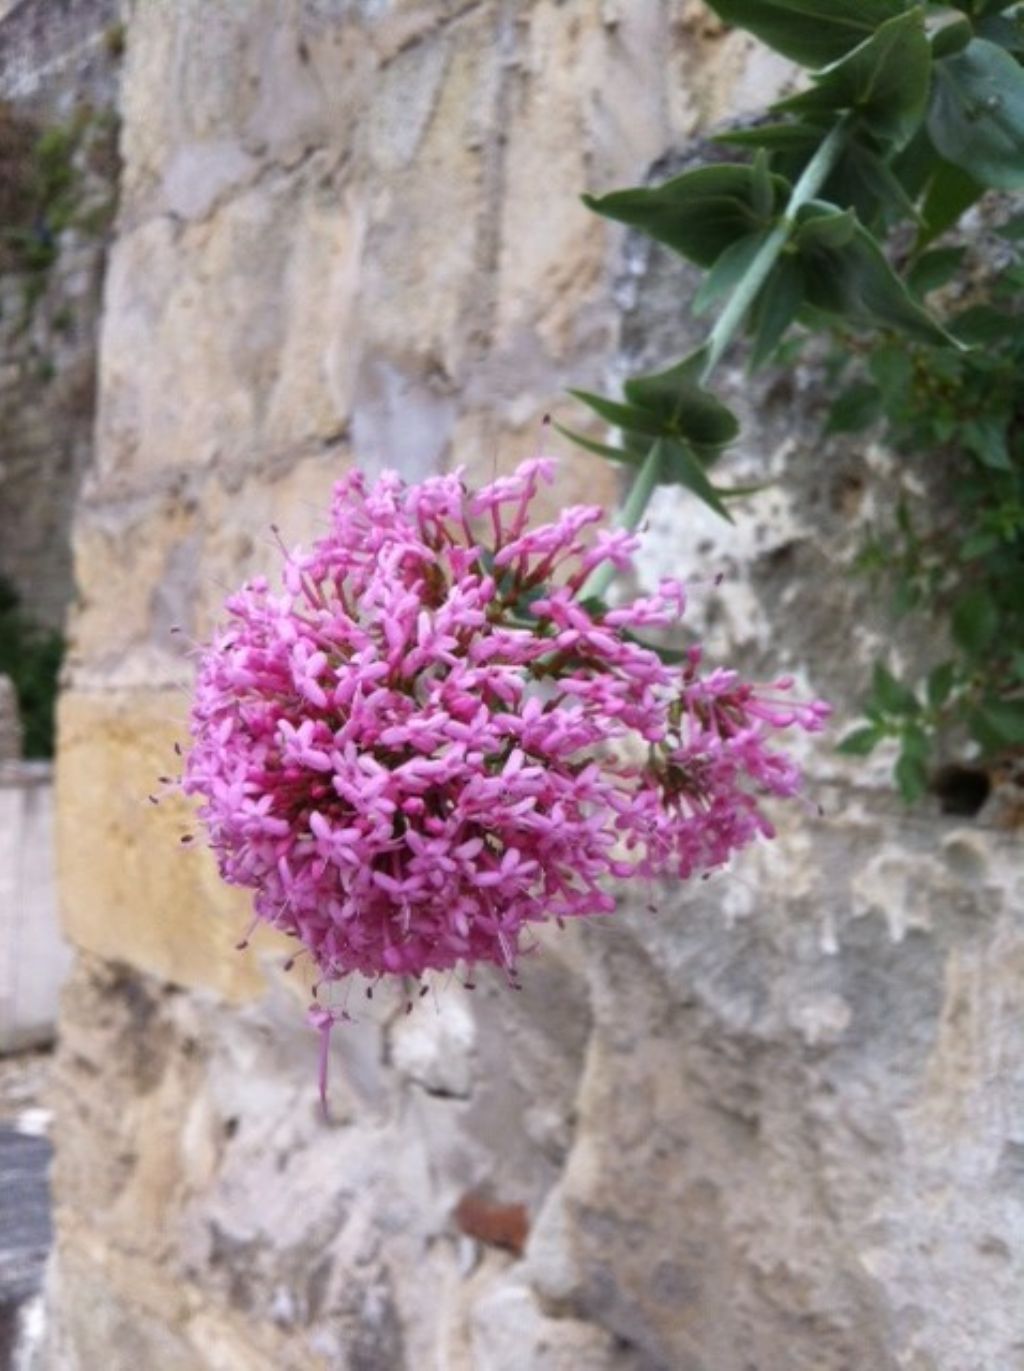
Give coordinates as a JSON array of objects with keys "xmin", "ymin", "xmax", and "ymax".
[{"xmin": 567, "ymin": 0, "xmax": 1024, "ymax": 801}]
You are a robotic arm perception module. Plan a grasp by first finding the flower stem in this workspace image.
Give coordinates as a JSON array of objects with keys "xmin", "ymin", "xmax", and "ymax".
[
  {"xmin": 701, "ymin": 118, "xmax": 849, "ymax": 383},
  {"xmin": 584, "ymin": 117, "xmax": 850, "ymax": 604}
]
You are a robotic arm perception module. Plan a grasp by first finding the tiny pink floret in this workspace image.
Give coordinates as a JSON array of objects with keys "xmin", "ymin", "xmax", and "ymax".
[{"xmin": 182, "ymin": 459, "xmax": 828, "ymax": 1004}]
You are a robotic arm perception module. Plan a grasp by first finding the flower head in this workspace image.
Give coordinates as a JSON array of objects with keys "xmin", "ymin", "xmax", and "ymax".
[{"xmin": 182, "ymin": 459, "xmax": 828, "ymax": 995}]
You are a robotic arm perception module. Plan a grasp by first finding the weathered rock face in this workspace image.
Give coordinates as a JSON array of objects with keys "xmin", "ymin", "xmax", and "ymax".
[
  {"xmin": 43, "ymin": 2, "xmax": 1024, "ymax": 1370},
  {"xmin": 0, "ymin": 0, "xmax": 121, "ymax": 630}
]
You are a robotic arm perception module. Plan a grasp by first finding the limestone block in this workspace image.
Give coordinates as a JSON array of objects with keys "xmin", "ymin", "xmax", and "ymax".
[
  {"xmin": 191, "ymin": 448, "xmax": 352, "ymax": 638},
  {"xmin": 389, "ymin": 989, "xmax": 476, "ymax": 1098},
  {"xmin": 0, "ymin": 764, "xmax": 72, "ymax": 1052},
  {"xmin": 355, "ymin": 5, "xmax": 501, "ymax": 378},
  {"xmin": 71, "ymin": 493, "xmax": 199, "ymax": 674},
  {"xmin": 44, "ymin": 954, "xmax": 584, "ymax": 1371},
  {"xmin": 119, "ymin": 0, "xmax": 348, "ymax": 223},
  {"xmin": 495, "ymin": 0, "xmax": 664, "ymax": 357},
  {"xmin": 42, "ymin": 1218, "xmax": 328, "ymax": 1371},
  {"xmin": 72, "ymin": 449, "xmax": 353, "ymax": 683},
  {"xmin": 470, "ymin": 1284, "xmax": 627, "ymax": 1371},
  {"xmin": 55, "ymin": 690, "xmax": 266, "ymax": 999},
  {"xmin": 519, "ymin": 817, "xmax": 1024, "ymax": 1371},
  {"xmin": 96, "ymin": 175, "xmax": 362, "ymax": 489}
]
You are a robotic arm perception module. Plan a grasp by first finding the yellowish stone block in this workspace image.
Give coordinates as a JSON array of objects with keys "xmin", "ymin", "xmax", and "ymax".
[{"xmin": 56, "ymin": 689, "xmax": 269, "ymax": 1001}]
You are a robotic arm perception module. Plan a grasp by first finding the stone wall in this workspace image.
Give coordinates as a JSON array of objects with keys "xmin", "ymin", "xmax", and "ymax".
[
  {"xmin": 0, "ymin": 0, "xmax": 119, "ymax": 113},
  {"xmin": 0, "ymin": 761, "xmax": 70, "ymax": 1052},
  {"xmin": 0, "ymin": 0, "xmax": 120, "ymax": 630},
  {"xmin": 45, "ymin": 3, "xmax": 1024, "ymax": 1370}
]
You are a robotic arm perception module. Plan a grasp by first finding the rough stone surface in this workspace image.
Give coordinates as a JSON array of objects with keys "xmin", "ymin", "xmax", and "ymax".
[
  {"xmin": 0, "ymin": 677, "xmax": 21, "ymax": 763},
  {"xmin": 55, "ymin": 690, "xmax": 266, "ymax": 1002},
  {"xmin": 0, "ymin": 0, "xmax": 121, "ymax": 630},
  {"xmin": 42, "ymin": 1, "xmax": 1024, "ymax": 1369},
  {"xmin": 0, "ymin": 763, "xmax": 71, "ymax": 1052}
]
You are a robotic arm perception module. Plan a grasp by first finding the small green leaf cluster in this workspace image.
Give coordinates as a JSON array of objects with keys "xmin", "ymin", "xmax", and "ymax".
[
  {"xmin": 0, "ymin": 576, "xmax": 64, "ymax": 759},
  {"xmin": 829, "ymin": 216, "xmax": 1024, "ymax": 799},
  {"xmin": 571, "ymin": 0, "xmax": 1024, "ymax": 799},
  {"xmin": 0, "ymin": 103, "xmax": 105, "ymax": 289}
]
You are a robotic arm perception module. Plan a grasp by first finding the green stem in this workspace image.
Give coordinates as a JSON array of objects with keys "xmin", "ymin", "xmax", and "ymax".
[
  {"xmin": 701, "ymin": 117, "xmax": 849, "ymax": 383},
  {"xmin": 582, "ymin": 442, "xmax": 663, "ymax": 601},
  {"xmin": 584, "ymin": 117, "xmax": 850, "ymax": 604}
]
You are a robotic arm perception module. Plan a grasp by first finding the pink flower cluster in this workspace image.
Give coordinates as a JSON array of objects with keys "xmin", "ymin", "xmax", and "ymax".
[{"xmin": 183, "ymin": 459, "xmax": 828, "ymax": 995}]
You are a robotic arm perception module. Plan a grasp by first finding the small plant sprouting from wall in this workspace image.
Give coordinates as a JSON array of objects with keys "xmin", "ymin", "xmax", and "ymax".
[
  {"xmin": 0, "ymin": 101, "xmax": 119, "ymax": 315},
  {"xmin": 566, "ymin": 1, "xmax": 1024, "ymax": 804},
  {"xmin": 826, "ymin": 221, "xmax": 1024, "ymax": 801},
  {"xmin": 0, "ymin": 576, "xmax": 64, "ymax": 759}
]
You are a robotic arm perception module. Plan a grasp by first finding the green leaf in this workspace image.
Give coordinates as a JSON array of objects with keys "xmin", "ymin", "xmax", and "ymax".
[
  {"xmin": 960, "ymin": 530, "xmax": 999, "ymax": 559},
  {"xmin": 654, "ymin": 438, "xmax": 734, "ymax": 521},
  {"xmin": 969, "ymin": 698, "xmax": 1024, "ymax": 748},
  {"xmin": 702, "ymin": 0, "xmax": 912, "ymax": 70},
  {"xmin": 834, "ymin": 141, "xmax": 925, "ymax": 227},
  {"xmin": 773, "ymin": 9, "xmax": 931, "ymax": 148},
  {"xmin": 928, "ymin": 39, "xmax": 1024, "ymax": 189},
  {"xmin": 976, "ymin": 14, "xmax": 1024, "ymax": 53},
  {"xmin": 751, "ymin": 149, "xmax": 775, "ymax": 219},
  {"xmin": 868, "ymin": 343, "xmax": 913, "ymax": 400},
  {"xmin": 582, "ymin": 163, "xmax": 790, "ymax": 267},
  {"xmin": 693, "ymin": 232, "xmax": 769, "ymax": 316},
  {"xmin": 951, "ymin": 587, "xmax": 999, "ymax": 653},
  {"xmin": 837, "ymin": 725, "xmax": 885, "ymax": 755},
  {"xmin": 749, "ymin": 256, "xmax": 804, "ymax": 366},
  {"xmin": 927, "ymin": 661, "xmax": 957, "ymax": 707},
  {"xmin": 891, "ymin": 576, "xmax": 921, "ymax": 618},
  {"xmin": 552, "ymin": 422, "xmax": 642, "ymax": 466},
  {"xmin": 714, "ymin": 122, "xmax": 825, "ymax": 152},
  {"xmin": 961, "ymin": 1, "xmax": 1024, "ymax": 16},
  {"xmin": 872, "ymin": 661, "xmax": 920, "ymax": 714},
  {"xmin": 794, "ymin": 203, "xmax": 858, "ymax": 249},
  {"xmin": 826, "ymin": 381, "xmax": 884, "ymax": 433},
  {"xmin": 901, "ymin": 721, "xmax": 930, "ymax": 762},
  {"xmin": 931, "ymin": 16, "xmax": 974, "ymax": 60},
  {"xmin": 892, "ymin": 124, "xmax": 947, "ymax": 204},
  {"xmin": 568, "ymin": 389, "xmax": 672, "ymax": 437},
  {"xmin": 949, "ymin": 302, "xmax": 1018, "ymax": 342},
  {"xmin": 963, "ymin": 414, "xmax": 1013, "ymax": 469},
  {"xmin": 907, "ymin": 245, "xmax": 967, "ymax": 296},
  {"xmin": 895, "ymin": 749, "xmax": 928, "ymax": 802},
  {"xmin": 917, "ymin": 158, "xmax": 984, "ymax": 246},
  {"xmin": 792, "ymin": 208, "xmax": 956, "ymax": 345},
  {"xmin": 622, "ymin": 355, "xmax": 740, "ymax": 450}
]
